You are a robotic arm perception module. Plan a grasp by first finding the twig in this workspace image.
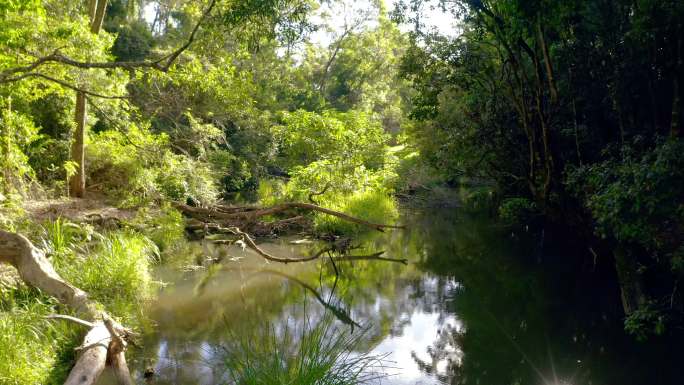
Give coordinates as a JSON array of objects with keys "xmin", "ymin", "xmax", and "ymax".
[{"xmin": 45, "ymin": 314, "xmax": 94, "ymax": 328}]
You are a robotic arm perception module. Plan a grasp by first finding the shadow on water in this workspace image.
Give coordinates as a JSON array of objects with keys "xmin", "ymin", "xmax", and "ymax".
[{"xmin": 128, "ymin": 205, "xmax": 684, "ymax": 385}]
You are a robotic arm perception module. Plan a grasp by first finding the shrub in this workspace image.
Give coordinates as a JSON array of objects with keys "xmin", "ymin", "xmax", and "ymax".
[
  {"xmin": 314, "ymin": 188, "xmax": 398, "ymax": 236},
  {"xmin": 566, "ymin": 139, "xmax": 684, "ymax": 251},
  {"xmin": 0, "ymin": 106, "xmax": 40, "ymax": 197},
  {"xmin": 129, "ymin": 204, "xmax": 185, "ymax": 254},
  {"xmin": 624, "ymin": 301, "xmax": 667, "ymax": 341},
  {"xmin": 87, "ymin": 125, "xmax": 218, "ymax": 207},
  {"xmin": 498, "ymin": 197, "xmax": 537, "ymax": 225}
]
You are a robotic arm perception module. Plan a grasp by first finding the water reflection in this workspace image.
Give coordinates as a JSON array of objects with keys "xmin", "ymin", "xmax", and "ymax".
[{"xmin": 130, "ymin": 207, "xmax": 684, "ymax": 385}]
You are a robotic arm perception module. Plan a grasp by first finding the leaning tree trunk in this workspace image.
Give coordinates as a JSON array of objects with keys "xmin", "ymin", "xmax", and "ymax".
[
  {"xmin": 69, "ymin": 91, "xmax": 86, "ymax": 197},
  {"xmin": 0, "ymin": 230, "xmax": 134, "ymax": 385},
  {"xmin": 68, "ymin": 0, "xmax": 108, "ymax": 198}
]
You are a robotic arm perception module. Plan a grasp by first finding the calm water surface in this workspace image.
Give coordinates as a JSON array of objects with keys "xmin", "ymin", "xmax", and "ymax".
[{"xmin": 128, "ymin": 206, "xmax": 683, "ymax": 385}]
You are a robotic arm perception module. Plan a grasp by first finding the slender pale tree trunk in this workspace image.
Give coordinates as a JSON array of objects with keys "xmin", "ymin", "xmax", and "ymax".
[
  {"xmin": 69, "ymin": 92, "xmax": 87, "ymax": 197},
  {"xmin": 69, "ymin": 0, "xmax": 108, "ymax": 197}
]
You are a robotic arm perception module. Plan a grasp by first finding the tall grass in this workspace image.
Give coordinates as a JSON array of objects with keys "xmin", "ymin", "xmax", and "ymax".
[
  {"xmin": 0, "ymin": 219, "xmax": 160, "ymax": 384},
  {"xmin": 314, "ymin": 189, "xmax": 399, "ymax": 236},
  {"xmin": 0, "ymin": 284, "xmax": 78, "ymax": 385},
  {"xmin": 220, "ymin": 316, "xmax": 387, "ymax": 385},
  {"xmin": 50, "ymin": 228, "xmax": 159, "ymax": 324}
]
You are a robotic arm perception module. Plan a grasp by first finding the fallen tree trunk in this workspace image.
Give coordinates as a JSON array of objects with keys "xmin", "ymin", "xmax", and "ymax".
[
  {"xmin": 175, "ymin": 201, "xmax": 405, "ymax": 232},
  {"xmin": 0, "ymin": 231, "xmax": 95, "ymax": 316},
  {"xmin": 64, "ymin": 322, "xmax": 110, "ymax": 385},
  {"xmin": 0, "ymin": 230, "xmax": 134, "ymax": 385}
]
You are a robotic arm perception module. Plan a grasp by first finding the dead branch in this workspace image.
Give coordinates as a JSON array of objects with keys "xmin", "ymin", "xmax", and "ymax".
[
  {"xmin": 221, "ymin": 226, "xmax": 326, "ymax": 263},
  {"xmin": 334, "ymin": 251, "xmax": 408, "ymax": 265},
  {"xmin": 308, "ymin": 182, "xmax": 332, "ymax": 204},
  {"xmin": 45, "ymin": 314, "xmax": 95, "ymax": 328},
  {"xmin": 103, "ymin": 315, "xmax": 134, "ymax": 385},
  {"xmin": 175, "ymin": 201, "xmax": 404, "ymax": 232},
  {"xmin": 251, "ymin": 268, "xmax": 360, "ymax": 328}
]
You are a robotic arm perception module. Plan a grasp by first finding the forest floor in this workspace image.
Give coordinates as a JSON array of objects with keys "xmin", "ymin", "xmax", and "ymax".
[
  {"xmin": 1, "ymin": 195, "xmax": 137, "ymax": 285},
  {"xmin": 21, "ymin": 194, "xmax": 136, "ymax": 223}
]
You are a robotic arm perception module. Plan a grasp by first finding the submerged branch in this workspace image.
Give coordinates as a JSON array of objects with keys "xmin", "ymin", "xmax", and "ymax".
[{"xmin": 334, "ymin": 251, "xmax": 408, "ymax": 265}]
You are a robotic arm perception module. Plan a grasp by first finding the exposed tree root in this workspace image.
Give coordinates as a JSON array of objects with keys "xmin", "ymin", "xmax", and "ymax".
[{"xmin": 0, "ymin": 230, "xmax": 134, "ymax": 385}]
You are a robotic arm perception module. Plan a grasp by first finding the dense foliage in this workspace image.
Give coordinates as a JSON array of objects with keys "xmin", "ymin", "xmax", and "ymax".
[
  {"xmin": 1, "ymin": 0, "xmax": 683, "ymax": 382},
  {"xmin": 395, "ymin": 0, "xmax": 683, "ymax": 336}
]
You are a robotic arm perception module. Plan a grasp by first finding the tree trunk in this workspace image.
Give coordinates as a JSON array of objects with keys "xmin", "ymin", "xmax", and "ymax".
[
  {"xmin": 69, "ymin": 91, "xmax": 86, "ymax": 197},
  {"xmin": 90, "ymin": 0, "xmax": 108, "ymax": 34},
  {"xmin": 0, "ymin": 230, "xmax": 134, "ymax": 385},
  {"xmin": 536, "ymin": 19, "xmax": 558, "ymax": 104},
  {"xmin": 671, "ymin": 33, "xmax": 681, "ymax": 138},
  {"xmin": 614, "ymin": 246, "xmax": 647, "ymax": 315},
  {"xmin": 68, "ymin": 0, "xmax": 108, "ymax": 198}
]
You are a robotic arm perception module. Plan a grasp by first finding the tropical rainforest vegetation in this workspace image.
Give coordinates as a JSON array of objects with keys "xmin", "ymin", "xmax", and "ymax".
[{"xmin": 0, "ymin": 0, "xmax": 682, "ymax": 384}]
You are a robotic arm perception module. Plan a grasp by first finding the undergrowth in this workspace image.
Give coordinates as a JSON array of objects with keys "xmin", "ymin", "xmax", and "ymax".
[{"xmin": 0, "ymin": 218, "xmax": 159, "ymax": 384}]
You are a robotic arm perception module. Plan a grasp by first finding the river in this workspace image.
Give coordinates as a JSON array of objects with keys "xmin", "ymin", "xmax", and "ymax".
[{"xmin": 127, "ymin": 204, "xmax": 683, "ymax": 384}]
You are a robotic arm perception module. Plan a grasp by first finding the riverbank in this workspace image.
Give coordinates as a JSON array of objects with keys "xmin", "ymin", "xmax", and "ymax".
[
  {"xmin": 0, "ymin": 200, "xmax": 178, "ymax": 384},
  {"xmin": 0, "ymin": 190, "xmax": 402, "ymax": 384}
]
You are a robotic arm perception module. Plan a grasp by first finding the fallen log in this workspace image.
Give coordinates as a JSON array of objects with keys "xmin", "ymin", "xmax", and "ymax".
[
  {"xmin": 64, "ymin": 322, "xmax": 110, "ymax": 385},
  {"xmin": 175, "ymin": 201, "xmax": 404, "ymax": 232},
  {"xmin": 0, "ymin": 230, "xmax": 134, "ymax": 385},
  {"xmin": 0, "ymin": 231, "xmax": 95, "ymax": 316}
]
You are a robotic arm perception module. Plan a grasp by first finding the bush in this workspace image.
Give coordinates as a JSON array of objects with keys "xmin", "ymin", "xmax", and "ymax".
[
  {"xmin": 314, "ymin": 189, "xmax": 399, "ymax": 236},
  {"xmin": 498, "ymin": 197, "xmax": 538, "ymax": 225},
  {"xmin": 566, "ymin": 139, "xmax": 684, "ymax": 251},
  {"xmin": 624, "ymin": 301, "xmax": 667, "ymax": 341},
  {"xmin": 0, "ymin": 106, "xmax": 40, "ymax": 197},
  {"xmin": 87, "ymin": 125, "xmax": 218, "ymax": 207},
  {"xmin": 129, "ymin": 204, "xmax": 185, "ymax": 254}
]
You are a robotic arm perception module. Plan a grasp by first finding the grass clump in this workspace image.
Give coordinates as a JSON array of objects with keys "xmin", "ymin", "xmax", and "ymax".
[
  {"xmin": 50, "ymin": 229, "xmax": 158, "ymax": 324},
  {"xmin": 0, "ymin": 217, "xmax": 161, "ymax": 384},
  {"xmin": 315, "ymin": 189, "xmax": 399, "ymax": 236},
  {"xmin": 0, "ymin": 285, "xmax": 78, "ymax": 385},
  {"xmin": 129, "ymin": 204, "xmax": 186, "ymax": 254},
  {"xmin": 220, "ymin": 316, "xmax": 385, "ymax": 385}
]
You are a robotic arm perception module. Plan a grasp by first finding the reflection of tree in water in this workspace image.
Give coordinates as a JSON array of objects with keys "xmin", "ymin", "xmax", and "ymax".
[{"xmin": 411, "ymin": 321, "xmax": 465, "ymax": 383}]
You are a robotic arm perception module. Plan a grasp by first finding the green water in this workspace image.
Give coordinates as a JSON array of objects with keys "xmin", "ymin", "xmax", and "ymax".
[{"xmin": 129, "ymin": 206, "xmax": 682, "ymax": 384}]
